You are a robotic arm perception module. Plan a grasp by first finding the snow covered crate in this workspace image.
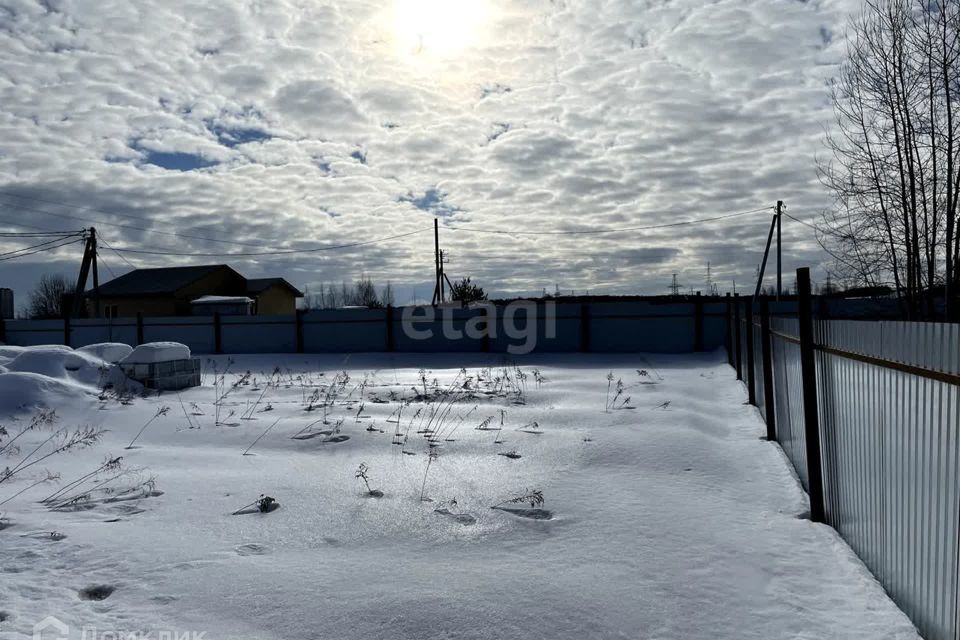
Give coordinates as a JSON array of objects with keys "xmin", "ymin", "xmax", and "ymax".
[{"xmin": 118, "ymin": 342, "xmax": 201, "ymax": 391}]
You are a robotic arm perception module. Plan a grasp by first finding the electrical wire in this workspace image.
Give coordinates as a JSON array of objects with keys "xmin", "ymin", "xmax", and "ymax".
[
  {"xmin": 106, "ymin": 227, "xmax": 433, "ymax": 257},
  {"xmin": 0, "ymin": 237, "xmax": 84, "ymax": 262},
  {"xmin": 0, "ymin": 234, "xmax": 84, "ymax": 259},
  {"xmin": 443, "ymin": 207, "xmax": 774, "ymax": 236},
  {"xmin": 96, "ymin": 250, "xmax": 120, "ymax": 279},
  {"xmin": 0, "ymin": 200, "xmax": 265, "ymax": 248},
  {"xmin": 0, "ymin": 213, "xmax": 84, "ymax": 236},
  {"xmin": 0, "ymin": 190, "xmax": 261, "ymax": 246},
  {"xmin": 97, "ymin": 234, "xmax": 138, "ymax": 269},
  {"xmin": 0, "ymin": 231, "xmax": 82, "ymax": 237},
  {"xmin": 782, "ymin": 211, "xmax": 819, "ymax": 231}
]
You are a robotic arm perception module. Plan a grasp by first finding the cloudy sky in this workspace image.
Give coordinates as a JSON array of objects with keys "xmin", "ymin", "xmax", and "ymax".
[{"xmin": 0, "ymin": 0, "xmax": 859, "ymax": 305}]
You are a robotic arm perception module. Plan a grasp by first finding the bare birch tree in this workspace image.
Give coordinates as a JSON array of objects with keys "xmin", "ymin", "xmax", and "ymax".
[{"xmin": 819, "ymin": 0, "xmax": 960, "ymax": 318}]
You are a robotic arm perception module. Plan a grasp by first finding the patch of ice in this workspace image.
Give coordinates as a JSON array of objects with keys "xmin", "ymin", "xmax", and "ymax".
[
  {"xmin": 120, "ymin": 342, "xmax": 191, "ymax": 364},
  {"xmin": 78, "ymin": 342, "xmax": 134, "ymax": 363}
]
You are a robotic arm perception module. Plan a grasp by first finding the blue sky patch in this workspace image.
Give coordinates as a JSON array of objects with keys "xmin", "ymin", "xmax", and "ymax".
[
  {"xmin": 400, "ymin": 188, "xmax": 462, "ymax": 216},
  {"xmin": 131, "ymin": 142, "xmax": 218, "ymax": 171},
  {"xmin": 208, "ymin": 123, "xmax": 272, "ymax": 148}
]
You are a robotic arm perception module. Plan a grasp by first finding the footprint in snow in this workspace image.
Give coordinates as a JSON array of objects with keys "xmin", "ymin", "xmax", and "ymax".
[
  {"xmin": 20, "ymin": 531, "xmax": 67, "ymax": 541},
  {"xmin": 492, "ymin": 507, "xmax": 554, "ymax": 520},
  {"xmin": 235, "ymin": 543, "xmax": 269, "ymax": 556},
  {"xmin": 434, "ymin": 508, "xmax": 477, "ymax": 526},
  {"xmin": 79, "ymin": 585, "xmax": 115, "ymax": 601}
]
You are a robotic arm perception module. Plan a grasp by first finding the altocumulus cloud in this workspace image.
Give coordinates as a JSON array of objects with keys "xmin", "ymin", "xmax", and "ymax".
[{"xmin": 0, "ymin": 0, "xmax": 860, "ymax": 301}]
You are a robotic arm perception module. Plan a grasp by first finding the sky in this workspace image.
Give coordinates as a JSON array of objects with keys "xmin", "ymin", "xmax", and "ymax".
[{"xmin": 0, "ymin": 0, "xmax": 861, "ymax": 307}]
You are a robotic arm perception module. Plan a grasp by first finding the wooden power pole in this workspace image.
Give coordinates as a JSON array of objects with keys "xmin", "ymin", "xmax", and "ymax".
[
  {"xmin": 776, "ymin": 200, "xmax": 783, "ymax": 300},
  {"xmin": 432, "ymin": 218, "xmax": 441, "ymax": 305},
  {"xmin": 71, "ymin": 227, "xmax": 99, "ymax": 318}
]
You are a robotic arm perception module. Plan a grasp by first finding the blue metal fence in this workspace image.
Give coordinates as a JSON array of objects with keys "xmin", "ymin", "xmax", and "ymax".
[{"xmin": 732, "ymin": 296, "xmax": 960, "ymax": 640}]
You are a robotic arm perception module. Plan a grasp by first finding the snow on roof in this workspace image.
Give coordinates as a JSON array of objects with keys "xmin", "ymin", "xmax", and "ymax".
[{"xmin": 191, "ymin": 295, "xmax": 254, "ymax": 305}]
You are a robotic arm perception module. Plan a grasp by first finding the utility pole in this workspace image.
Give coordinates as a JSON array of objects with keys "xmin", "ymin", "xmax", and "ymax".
[
  {"xmin": 439, "ymin": 249, "xmax": 449, "ymax": 303},
  {"xmin": 776, "ymin": 200, "xmax": 783, "ymax": 300},
  {"xmin": 754, "ymin": 213, "xmax": 778, "ymax": 298},
  {"xmin": 432, "ymin": 218, "xmax": 441, "ymax": 305},
  {"xmin": 90, "ymin": 227, "xmax": 99, "ymax": 318},
  {"xmin": 71, "ymin": 227, "xmax": 99, "ymax": 318}
]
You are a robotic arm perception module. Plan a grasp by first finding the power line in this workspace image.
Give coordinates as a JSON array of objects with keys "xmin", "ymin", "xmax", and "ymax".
[
  {"xmin": 0, "ymin": 230, "xmax": 82, "ymax": 237},
  {"xmin": 0, "ymin": 191, "xmax": 267, "ymax": 247},
  {"xmin": 0, "ymin": 213, "xmax": 83, "ymax": 236},
  {"xmin": 0, "ymin": 200, "xmax": 266, "ymax": 248},
  {"xmin": 107, "ymin": 227, "xmax": 434, "ymax": 257},
  {"xmin": 0, "ymin": 237, "xmax": 84, "ymax": 262},
  {"xmin": 96, "ymin": 250, "xmax": 120, "ymax": 279},
  {"xmin": 782, "ymin": 211, "xmax": 819, "ymax": 231},
  {"xmin": 443, "ymin": 207, "xmax": 774, "ymax": 236},
  {"xmin": 0, "ymin": 234, "xmax": 84, "ymax": 259},
  {"xmin": 97, "ymin": 234, "xmax": 138, "ymax": 269}
]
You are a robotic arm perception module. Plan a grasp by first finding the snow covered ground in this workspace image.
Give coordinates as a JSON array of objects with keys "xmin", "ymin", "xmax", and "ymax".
[{"xmin": 0, "ymin": 347, "xmax": 920, "ymax": 640}]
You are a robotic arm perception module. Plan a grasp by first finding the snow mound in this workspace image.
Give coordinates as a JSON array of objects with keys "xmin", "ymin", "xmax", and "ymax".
[
  {"xmin": 0, "ymin": 345, "xmax": 136, "ymax": 414},
  {"xmin": 0, "ymin": 371, "xmax": 90, "ymax": 410},
  {"xmin": 121, "ymin": 342, "xmax": 191, "ymax": 364},
  {"xmin": 5, "ymin": 346, "xmax": 108, "ymax": 386},
  {"xmin": 0, "ymin": 345, "xmax": 28, "ymax": 364},
  {"xmin": 78, "ymin": 342, "xmax": 134, "ymax": 363}
]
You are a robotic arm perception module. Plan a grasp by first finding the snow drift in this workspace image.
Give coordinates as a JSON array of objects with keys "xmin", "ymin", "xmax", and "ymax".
[
  {"xmin": 78, "ymin": 342, "xmax": 134, "ymax": 364},
  {"xmin": 0, "ymin": 344, "xmax": 137, "ymax": 414},
  {"xmin": 120, "ymin": 342, "xmax": 191, "ymax": 364}
]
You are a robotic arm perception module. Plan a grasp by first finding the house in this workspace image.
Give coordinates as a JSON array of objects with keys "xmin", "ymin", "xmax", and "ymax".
[{"xmin": 90, "ymin": 265, "xmax": 303, "ymax": 317}]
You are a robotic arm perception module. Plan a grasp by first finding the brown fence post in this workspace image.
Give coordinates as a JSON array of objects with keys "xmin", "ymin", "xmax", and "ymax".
[
  {"xmin": 760, "ymin": 299, "xmax": 776, "ymax": 441},
  {"xmin": 63, "ymin": 314, "xmax": 71, "ymax": 346},
  {"xmin": 136, "ymin": 312, "xmax": 144, "ymax": 346},
  {"xmin": 481, "ymin": 306, "xmax": 491, "ymax": 352},
  {"xmin": 725, "ymin": 292, "xmax": 732, "ymax": 365},
  {"xmin": 213, "ymin": 312, "xmax": 222, "ymax": 355},
  {"xmin": 580, "ymin": 303, "xmax": 590, "ymax": 352},
  {"xmin": 733, "ymin": 294, "xmax": 742, "ymax": 380},
  {"xmin": 745, "ymin": 297, "xmax": 756, "ymax": 405},
  {"xmin": 295, "ymin": 309, "xmax": 305, "ymax": 354},
  {"xmin": 384, "ymin": 305, "xmax": 394, "ymax": 352},
  {"xmin": 797, "ymin": 267, "xmax": 826, "ymax": 523},
  {"xmin": 693, "ymin": 291, "xmax": 704, "ymax": 352}
]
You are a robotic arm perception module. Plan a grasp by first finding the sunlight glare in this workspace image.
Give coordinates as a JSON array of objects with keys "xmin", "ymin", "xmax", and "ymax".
[{"xmin": 392, "ymin": 0, "xmax": 488, "ymax": 59}]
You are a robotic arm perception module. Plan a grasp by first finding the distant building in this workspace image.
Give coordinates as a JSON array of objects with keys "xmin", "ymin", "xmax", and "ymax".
[
  {"xmin": 0, "ymin": 288, "xmax": 13, "ymax": 319},
  {"xmin": 89, "ymin": 265, "xmax": 302, "ymax": 317}
]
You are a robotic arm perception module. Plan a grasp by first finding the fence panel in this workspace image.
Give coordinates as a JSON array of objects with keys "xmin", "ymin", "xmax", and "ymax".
[
  {"xmin": 813, "ymin": 320, "xmax": 960, "ymax": 640},
  {"xmin": 769, "ymin": 317, "xmax": 809, "ymax": 491},
  {"xmin": 221, "ymin": 315, "xmax": 297, "ymax": 354},
  {"xmin": 755, "ymin": 314, "xmax": 960, "ymax": 640},
  {"xmin": 752, "ymin": 314, "xmax": 766, "ymax": 421}
]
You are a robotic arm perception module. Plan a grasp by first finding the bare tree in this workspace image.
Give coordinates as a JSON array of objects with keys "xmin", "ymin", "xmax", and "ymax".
[
  {"xmin": 819, "ymin": 0, "xmax": 960, "ymax": 318},
  {"xmin": 27, "ymin": 273, "xmax": 70, "ymax": 319},
  {"xmin": 352, "ymin": 275, "xmax": 382, "ymax": 308},
  {"xmin": 381, "ymin": 282, "xmax": 395, "ymax": 307}
]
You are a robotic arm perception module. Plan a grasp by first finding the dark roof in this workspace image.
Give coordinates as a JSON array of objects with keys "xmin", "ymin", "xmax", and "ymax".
[
  {"xmin": 246, "ymin": 278, "xmax": 303, "ymax": 297},
  {"xmin": 92, "ymin": 265, "xmax": 238, "ymax": 297}
]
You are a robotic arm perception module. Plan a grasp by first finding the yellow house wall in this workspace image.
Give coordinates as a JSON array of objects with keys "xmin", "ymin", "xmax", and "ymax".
[{"xmin": 255, "ymin": 285, "xmax": 297, "ymax": 315}]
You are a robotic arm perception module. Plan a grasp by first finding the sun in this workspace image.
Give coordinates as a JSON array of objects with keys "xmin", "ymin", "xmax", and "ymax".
[{"xmin": 391, "ymin": 0, "xmax": 489, "ymax": 59}]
